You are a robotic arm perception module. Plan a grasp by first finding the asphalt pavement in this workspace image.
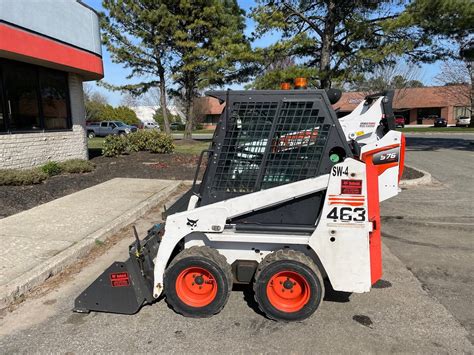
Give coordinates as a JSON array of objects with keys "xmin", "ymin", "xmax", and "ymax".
[
  {"xmin": 0, "ymin": 132, "xmax": 472, "ymax": 353},
  {"xmin": 382, "ymin": 132, "xmax": 474, "ymax": 343}
]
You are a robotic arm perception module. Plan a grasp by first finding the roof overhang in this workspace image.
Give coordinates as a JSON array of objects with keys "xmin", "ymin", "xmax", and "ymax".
[{"xmin": 0, "ymin": 22, "xmax": 103, "ymax": 81}]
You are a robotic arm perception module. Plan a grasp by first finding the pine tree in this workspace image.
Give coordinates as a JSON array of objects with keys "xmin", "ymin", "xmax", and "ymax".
[
  {"xmin": 167, "ymin": 0, "xmax": 254, "ymax": 139},
  {"xmin": 251, "ymin": 0, "xmax": 473, "ymax": 89},
  {"xmin": 100, "ymin": 0, "xmax": 176, "ymax": 133}
]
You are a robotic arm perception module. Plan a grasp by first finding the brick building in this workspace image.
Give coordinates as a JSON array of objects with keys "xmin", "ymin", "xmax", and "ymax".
[
  {"xmin": 195, "ymin": 85, "xmax": 471, "ymax": 128},
  {"xmin": 0, "ymin": 0, "xmax": 103, "ymax": 169},
  {"xmin": 334, "ymin": 86, "xmax": 471, "ymax": 125}
]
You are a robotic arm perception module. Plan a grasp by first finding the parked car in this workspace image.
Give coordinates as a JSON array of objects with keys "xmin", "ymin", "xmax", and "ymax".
[
  {"xmin": 86, "ymin": 121, "xmax": 137, "ymax": 138},
  {"xmin": 456, "ymin": 116, "xmax": 471, "ymax": 127},
  {"xmin": 170, "ymin": 122, "xmax": 185, "ymax": 130},
  {"xmin": 143, "ymin": 121, "xmax": 160, "ymax": 130},
  {"xmin": 395, "ymin": 116, "xmax": 405, "ymax": 128},
  {"xmin": 433, "ymin": 117, "xmax": 448, "ymax": 127}
]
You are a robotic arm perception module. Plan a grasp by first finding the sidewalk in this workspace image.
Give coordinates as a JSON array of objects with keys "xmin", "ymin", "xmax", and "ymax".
[{"xmin": 0, "ymin": 178, "xmax": 183, "ymax": 308}]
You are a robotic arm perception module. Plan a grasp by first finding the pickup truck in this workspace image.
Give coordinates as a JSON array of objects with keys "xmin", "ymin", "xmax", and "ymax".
[{"xmin": 86, "ymin": 121, "xmax": 137, "ymax": 138}]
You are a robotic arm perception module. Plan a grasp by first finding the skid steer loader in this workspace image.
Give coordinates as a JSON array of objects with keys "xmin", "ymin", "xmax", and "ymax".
[{"xmin": 74, "ymin": 87, "xmax": 405, "ymax": 321}]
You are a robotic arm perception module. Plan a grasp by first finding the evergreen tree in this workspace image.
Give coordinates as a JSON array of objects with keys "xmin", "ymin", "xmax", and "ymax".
[
  {"xmin": 251, "ymin": 0, "xmax": 473, "ymax": 89},
  {"xmin": 100, "ymin": 0, "xmax": 175, "ymax": 133},
  {"xmin": 167, "ymin": 0, "xmax": 254, "ymax": 139}
]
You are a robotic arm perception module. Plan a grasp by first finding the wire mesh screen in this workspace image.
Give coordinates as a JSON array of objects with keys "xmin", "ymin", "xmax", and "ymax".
[
  {"xmin": 261, "ymin": 101, "xmax": 330, "ymax": 188},
  {"xmin": 209, "ymin": 98, "xmax": 332, "ymax": 195},
  {"xmin": 210, "ymin": 101, "xmax": 278, "ymax": 193}
]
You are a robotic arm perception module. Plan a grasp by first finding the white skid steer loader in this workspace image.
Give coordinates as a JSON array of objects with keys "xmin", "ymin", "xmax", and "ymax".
[{"xmin": 74, "ymin": 88, "xmax": 405, "ymax": 321}]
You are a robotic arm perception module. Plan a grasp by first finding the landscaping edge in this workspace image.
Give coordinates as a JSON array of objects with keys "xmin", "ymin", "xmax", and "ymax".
[{"xmin": 400, "ymin": 164, "xmax": 432, "ymax": 187}]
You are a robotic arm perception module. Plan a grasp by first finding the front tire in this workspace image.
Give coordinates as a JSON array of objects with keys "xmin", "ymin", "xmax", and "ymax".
[
  {"xmin": 164, "ymin": 246, "xmax": 232, "ymax": 318},
  {"xmin": 254, "ymin": 249, "xmax": 324, "ymax": 322}
]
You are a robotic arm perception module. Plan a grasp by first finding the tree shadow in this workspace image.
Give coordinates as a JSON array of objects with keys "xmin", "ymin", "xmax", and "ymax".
[
  {"xmin": 88, "ymin": 148, "xmax": 103, "ymax": 159},
  {"xmin": 406, "ymin": 136, "xmax": 474, "ymax": 152}
]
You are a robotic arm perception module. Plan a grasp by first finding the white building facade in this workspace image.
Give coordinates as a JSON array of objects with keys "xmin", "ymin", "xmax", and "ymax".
[{"xmin": 0, "ymin": 0, "xmax": 103, "ymax": 169}]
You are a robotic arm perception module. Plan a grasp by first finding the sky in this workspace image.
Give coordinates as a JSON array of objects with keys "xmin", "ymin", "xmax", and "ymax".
[{"xmin": 83, "ymin": 0, "xmax": 443, "ymax": 106}]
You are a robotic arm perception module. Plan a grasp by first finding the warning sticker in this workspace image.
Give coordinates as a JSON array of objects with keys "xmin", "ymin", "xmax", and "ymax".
[
  {"xmin": 110, "ymin": 272, "xmax": 130, "ymax": 287},
  {"xmin": 341, "ymin": 179, "xmax": 362, "ymax": 195}
]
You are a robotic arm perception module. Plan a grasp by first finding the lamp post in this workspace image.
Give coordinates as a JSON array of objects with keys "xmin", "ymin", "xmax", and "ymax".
[{"xmin": 460, "ymin": 41, "xmax": 474, "ymax": 127}]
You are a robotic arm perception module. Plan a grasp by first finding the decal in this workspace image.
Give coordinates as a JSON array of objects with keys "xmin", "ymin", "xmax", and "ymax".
[
  {"xmin": 373, "ymin": 147, "xmax": 399, "ymax": 165},
  {"xmin": 273, "ymin": 129, "xmax": 319, "ymax": 152},
  {"xmin": 341, "ymin": 179, "xmax": 362, "ymax": 195},
  {"xmin": 187, "ymin": 218, "xmax": 198, "ymax": 227},
  {"xmin": 110, "ymin": 272, "xmax": 130, "ymax": 287},
  {"xmin": 360, "ymin": 122, "xmax": 376, "ymax": 128},
  {"xmin": 332, "ymin": 166, "xmax": 349, "ymax": 177},
  {"xmin": 326, "ymin": 206, "xmax": 366, "ymax": 222}
]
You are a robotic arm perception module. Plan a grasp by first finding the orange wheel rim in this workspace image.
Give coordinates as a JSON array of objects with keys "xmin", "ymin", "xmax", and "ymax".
[
  {"xmin": 266, "ymin": 270, "xmax": 311, "ymax": 313},
  {"xmin": 175, "ymin": 266, "xmax": 217, "ymax": 307}
]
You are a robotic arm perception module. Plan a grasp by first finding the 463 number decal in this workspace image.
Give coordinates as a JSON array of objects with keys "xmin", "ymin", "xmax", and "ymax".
[{"xmin": 326, "ymin": 207, "xmax": 366, "ymax": 222}]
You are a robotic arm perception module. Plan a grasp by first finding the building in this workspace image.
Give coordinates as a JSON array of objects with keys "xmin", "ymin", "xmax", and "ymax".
[
  {"xmin": 194, "ymin": 97, "xmax": 225, "ymax": 129},
  {"xmin": 130, "ymin": 105, "xmax": 185, "ymax": 124},
  {"xmin": 194, "ymin": 85, "xmax": 471, "ymax": 129},
  {"xmin": 334, "ymin": 86, "xmax": 471, "ymax": 125},
  {"xmin": 0, "ymin": 0, "xmax": 103, "ymax": 169}
]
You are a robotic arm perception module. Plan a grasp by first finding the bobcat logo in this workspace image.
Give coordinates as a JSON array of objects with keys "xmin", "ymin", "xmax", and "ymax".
[{"xmin": 186, "ymin": 218, "xmax": 198, "ymax": 228}]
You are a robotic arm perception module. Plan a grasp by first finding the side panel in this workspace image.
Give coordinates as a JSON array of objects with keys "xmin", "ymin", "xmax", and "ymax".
[
  {"xmin": 361, "ymin": 130, "xmax": 404, "ymax": 283},
  {"xmin": 309, "ymin": 159, "xmax": 373, "ymax": 293}
]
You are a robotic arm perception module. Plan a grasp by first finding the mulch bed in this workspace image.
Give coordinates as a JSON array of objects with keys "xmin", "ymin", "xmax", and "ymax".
[
  {"xmin": 0, "ymin": 151, "xmax": 201, "ymax": 219},
  {"xmin": 0, "ymin": 150, "xmax": 423, "ymax": 219}
]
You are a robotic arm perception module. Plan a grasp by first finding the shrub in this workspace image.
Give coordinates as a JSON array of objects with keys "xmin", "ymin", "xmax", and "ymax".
[
  {"xmin": 41, "ymin": 161, "xmax": 62, "ymax": 176},
  {"xmin": 128, "ymin": 130, "xmax": 151, "ymax": 152},
  {"xmin": 102, "ymin": 134, "xmax": 129, "ymax": 157},
  {"xmin": 146, "ymin": 131, "xmax": 175, "ymax": 153},
  {"xmin": 60, "ymin": 159, "xmax": 95, "ymax": 174},
  {"xmin": 0, "ymin": 168, "xmax": 48, "ymax": 186}
]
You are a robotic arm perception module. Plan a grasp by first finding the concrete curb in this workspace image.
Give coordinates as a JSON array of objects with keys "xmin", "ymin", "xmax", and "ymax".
[
  {"xmin": 400, "ymin": 164, "xmax": 432, "ymax": 187},
  {"xmin": 0, "ymin": 180, "xmax": 183, "ymax": 309}
]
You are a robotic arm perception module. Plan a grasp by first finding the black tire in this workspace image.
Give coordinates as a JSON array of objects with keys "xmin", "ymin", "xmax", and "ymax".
[
  {"xmin": 118, "ymin": 131, "xmax": 126, "ymax": 136},
  {"xmin": 254, "ymin": 249, "xmax": 324, "ymax": 322},
  {"xmin": 87, "ymin": 131, "xmax": 95, "ymax": 139},
  {"xmin": 164, "ymin": 246, "xmax": 232, "ymax": 318}
]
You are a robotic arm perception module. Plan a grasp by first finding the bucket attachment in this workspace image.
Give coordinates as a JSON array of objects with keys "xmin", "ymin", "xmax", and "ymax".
[{"xmin": 74, "ymin": 224, "xmax": 164, "ymax": 315}]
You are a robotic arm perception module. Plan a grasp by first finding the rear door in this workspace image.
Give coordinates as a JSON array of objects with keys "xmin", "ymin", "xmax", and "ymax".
[{"xmin": 99, "ymin": 121, "xmax": 108, "ymax": 136}]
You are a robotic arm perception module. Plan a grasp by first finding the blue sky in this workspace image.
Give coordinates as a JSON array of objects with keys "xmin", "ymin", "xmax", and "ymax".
[{"xmin": 83, "ymin": 0, "xmax": 442, "ymax": 106}]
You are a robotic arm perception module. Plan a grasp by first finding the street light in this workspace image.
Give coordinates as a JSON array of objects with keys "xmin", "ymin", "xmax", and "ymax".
[{"xmin": 460, "ymin": 40, "xmax": 474, "ymax": 127}]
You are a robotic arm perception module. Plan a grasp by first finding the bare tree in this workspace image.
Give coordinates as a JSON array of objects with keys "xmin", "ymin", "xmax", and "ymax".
[
  {"xmin": 83, "ymin": 83, "xmax": 108, "ymax": 104},
  {"xmin": 435, "ymin": 60, "xmax": 472, "ymax": 115},
  {"xmin": 120, "ymin": 92, "xmax": 143, "ymax": 107},
  {"xmin": 351, "ymin": 61, "xmax": 424, "ymax": 101}
]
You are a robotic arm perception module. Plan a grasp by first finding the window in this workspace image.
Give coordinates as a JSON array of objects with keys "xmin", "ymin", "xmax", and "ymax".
[
  {"xmin": 39, "ymin": 68, "xmax": 69, "ymax": 130},
  {"xmin": 0, "ymin": 59, "xmax": 71, "ymax": 132},
  {"xmin": 100, "ymin": 122, "xmax": 108, "ymax": 127},
  {"xmin": 2, "ymin": 61, "xmax": 41, "ymax": 131}
]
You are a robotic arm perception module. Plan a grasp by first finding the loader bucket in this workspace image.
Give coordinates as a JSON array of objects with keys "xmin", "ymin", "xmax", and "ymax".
[
  {"xmin": 74, "ymin": 224, "xmax": 163, "ymax": 315},
  {"xmin": 74, "ymin": 259, "xmax": 152, "ymax": 314}
]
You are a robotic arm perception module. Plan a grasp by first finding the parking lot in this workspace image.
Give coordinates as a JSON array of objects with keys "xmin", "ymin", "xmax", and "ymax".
[{"xmin": 0, "ymin": 133, "xmax": 472, "ymax": 353}]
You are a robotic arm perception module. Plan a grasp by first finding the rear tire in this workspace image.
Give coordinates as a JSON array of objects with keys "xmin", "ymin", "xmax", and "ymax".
[
  {"xmin": 254, "ymin": 249, "xmax": 324, "ymax": 322},
  {"xmin": 164, "ymin": 246, "xmax": 232, "ymax": 318},
  {"xmin": 87, "ymin": 131, "xmax": 95, "ymax": 139}
]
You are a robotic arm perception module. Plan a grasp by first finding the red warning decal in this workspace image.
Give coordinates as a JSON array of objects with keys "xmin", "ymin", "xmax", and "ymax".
[
  {"xmin": 110, "ymin": 272, "xmax": 130, "ymax": 287},
  {"xmin": 341, "ymin": 179, "xmax": 362, "ymax": 195}
]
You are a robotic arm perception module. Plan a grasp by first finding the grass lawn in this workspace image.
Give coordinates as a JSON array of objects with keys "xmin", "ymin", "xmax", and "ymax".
[
  {"xmin": 87, "ymin": 137, "xmax": 210, "ymax": 155},
  {"xmin": 173, "ymin": 140, "xmax": 210, "ymax": 154},
  {"xmin": 88, "ymin": 137, "xmax": 105, "ymax": 149},
  {"xmin": 398, "ymin": 127, "xmax": 474, "ymax": 133}
]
